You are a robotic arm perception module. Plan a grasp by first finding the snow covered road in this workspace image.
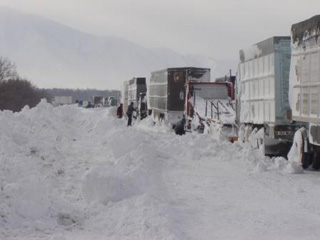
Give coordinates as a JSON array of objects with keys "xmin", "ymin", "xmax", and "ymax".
[
  {"xmin": 1, "ymin": 102, "xmax": 320, "ymax": 240},
  {"xmin": 161, "ymin": 138, "xmax": 320, "ymax": 240}
]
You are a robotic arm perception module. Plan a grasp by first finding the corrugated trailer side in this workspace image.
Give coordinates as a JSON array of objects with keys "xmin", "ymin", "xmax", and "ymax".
[
  {"xmin": 148, "ymin": 69, "xmax": 168, "ymax": 117},
  {"xmin": 290, "ymin": 16, "xmax": 320, "ymax": 130},
  {"xmin": 238, "ymin": 36, "xmax": 295, "ymax": 156},
  {"xmin": 121, "ymin": 80, "xmax": 129, "ymax": 111},
  {"xmin": 238, "ymin": 37, "xmax": 291, "ymax": 125},
  {"xmin": 289, "ymin": 15, "xmax": 320, "ymax": 169}
]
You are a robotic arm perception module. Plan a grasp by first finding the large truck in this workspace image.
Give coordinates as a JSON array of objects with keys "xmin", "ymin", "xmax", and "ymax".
[
  {"xmin": 92, "ymin": 96, "xmax": 104, "ymax": 107},
  {"xmin": 121, "ymin": 80, "xmax": 129, "ymax": 113},
  {"xmin": 121, "ymin": 77, "xmax": 147, "ymax": 118},
  {"xmin": 185, "ymin": 81, "xmax": 235, "ymax": 122},
  {"xmin": 184, "ymin": 80, "xmax": 237, "ymax": 138},
  {"xmin": 128, "ymin": 77, "xmax": 147, "ymax": 108},
  {"xmin": 148, "ymin": 67, "xmax": 210, "ymax": 125},
  {"xmin": 289, "ymin": 15, "xmax": 320, "ymax": 168},
  {"xmin": 52, "ymin": 96, "xmax": 73, "ymax": 106},
  {"xmin": 237, "ymin": 36, "xmax": 298, "ymax": 156}
]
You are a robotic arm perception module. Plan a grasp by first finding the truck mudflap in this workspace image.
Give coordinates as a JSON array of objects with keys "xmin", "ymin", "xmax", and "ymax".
[{"xmin": 264, "ymin": 136, "xmax": 292, "ymax": 157}]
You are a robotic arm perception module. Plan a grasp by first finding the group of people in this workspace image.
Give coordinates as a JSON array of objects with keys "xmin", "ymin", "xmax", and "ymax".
[{"xmin": 116, "ymin": 102, "xmax": 135, "ymax": 126}]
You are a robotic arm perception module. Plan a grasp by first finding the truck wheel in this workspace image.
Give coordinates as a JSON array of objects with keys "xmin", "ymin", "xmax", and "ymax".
[
  {"xmin": 312, "ymin": 152, "xmax": 320, "ymax": 170},
  {"xmin": 301, "ymin": 152, "xmax": 310, "ymax": 169},
  {"xmin": 300, "ymin": 139, "xmax": 309, "ymax": 169}
]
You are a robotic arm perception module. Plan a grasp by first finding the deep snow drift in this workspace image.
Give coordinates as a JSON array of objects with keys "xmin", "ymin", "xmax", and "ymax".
[{"xmin": 1, "ymin": 101, "xmax": 320, "ymax": 240}]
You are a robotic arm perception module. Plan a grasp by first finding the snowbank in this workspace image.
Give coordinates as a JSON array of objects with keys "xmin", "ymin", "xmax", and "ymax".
[
  {"xmin": 1, "ymin": 101, "xmax": 319, "ymax": 240},
  {"xmin": 0, "ymin": 101, "xmax": 180, "ymax": 239}
]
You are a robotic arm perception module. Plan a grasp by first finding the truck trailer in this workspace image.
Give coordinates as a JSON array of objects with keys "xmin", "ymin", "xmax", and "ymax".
[
  {"xmin": 121, "ymin": 80, "xmax": 129, "ymax": 113},
  {"xmin": 148, "ymin": 67, "xmax": 210, "ymax": 125},
  {"xmin": 53, "ymin": 96, "xmax": 73, "ymax": 106},
  {"xmin": 92, "ymin": 96, "xmax": 104, "ymax": 107},
  {"xmin": 127, "ymin": 77, "xmax": 147, "ymax": 108},
  {"xmin": 121, "ymin": 77, "xmax": 147, "ymax": 118},
  {"xmin": 289, "ymin": 15, "xmax": 320, "ymax": 169},
  {"xmin": 237, "ymin": 36, "xmax": 298, "ymax": 156}
]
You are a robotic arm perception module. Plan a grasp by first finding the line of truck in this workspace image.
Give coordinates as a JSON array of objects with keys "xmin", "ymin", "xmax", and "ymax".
[
  {"xmin": 122, "ymin": 68, "xmax": 236, "ymax": 132},
  {"xmin": 237, "ymin": 15, "xmax": 320, "ymax": 169},
  {"xmin": 120, "ymin": 15, "xmax": 320, "ymax": 169}
]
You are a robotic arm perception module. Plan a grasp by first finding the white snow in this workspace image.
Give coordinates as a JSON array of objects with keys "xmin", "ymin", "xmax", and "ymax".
[
  {"xmin": 2, "ymin": 101, "xmax": 320, "ymax": 240},
  {"xmin": 240, "ymin": 45, "xmax": 262, "ymax": 62},
  {"xmin": 191, "ymin": 96, "xmax": 235, "ymax": 125}
]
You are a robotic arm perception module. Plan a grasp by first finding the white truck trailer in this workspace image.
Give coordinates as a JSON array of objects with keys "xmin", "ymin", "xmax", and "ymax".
[
  {"xmin": 53, "ymin": 96, "xmax": 73, "ymax": 106},
  {"xmin": 237, "ymin": 36, "xmax": 298, "ymax": 156},
  {"xmin": 289, "ymin": 15, "xmax": 320, "ymax": 169},
  {"xmin": 121, "ymin": 80, "xmax": 129, "ymax": 113}
]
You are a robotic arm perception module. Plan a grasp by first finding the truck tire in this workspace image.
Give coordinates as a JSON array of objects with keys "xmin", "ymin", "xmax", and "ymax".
[
  {"xmin": 312, "ymin": 152, "xmax": 320, "ymax": 170},
  {"xmin": 301, "ymin": 152, "xmax": 310, "ymax": 169}
]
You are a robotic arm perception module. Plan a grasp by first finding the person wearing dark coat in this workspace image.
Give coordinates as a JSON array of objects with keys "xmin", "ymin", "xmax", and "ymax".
[
  {"xmin": 174, "ymin": 116, "xmax": 186, "ymax": 135},
  {"xmin": 126, "ymin": 102, "xmax": 136, "ymax": 126},
  {"xmin": 117, "ymin": 103, "xmax": 123, "ymax": 118}
]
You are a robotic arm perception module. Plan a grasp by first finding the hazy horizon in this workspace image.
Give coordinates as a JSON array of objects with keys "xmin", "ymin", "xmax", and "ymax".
[
  {"xmin": 0, "ymin": 7, "xmax": 238, "ymax": 90},
  {"xmin": 1, "ymin": 0, "xmax": 320, "ymax": 60}
]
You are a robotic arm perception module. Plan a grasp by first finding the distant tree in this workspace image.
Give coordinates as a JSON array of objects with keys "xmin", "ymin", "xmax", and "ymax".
[
  {"xmin": 1, "ymin": 56, "xmax": 120, "ymax": 111},
  {"xmin": 0, "ymin": 77, "xmax": 46, "ymax": 112},
  {"xmin": 0, "ymin": 56, "xmax": 52, "ymax": 112},
  {"xmin": 0, "ymin": 57, "xmax": 18, "ymax": 82}
]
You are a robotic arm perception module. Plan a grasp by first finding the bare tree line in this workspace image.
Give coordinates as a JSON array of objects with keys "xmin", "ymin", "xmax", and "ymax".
[
  {"xmin": 0, "ymin": 57, "xmax": 50, "ymax": 112},
  {"xmin": 0, "ymin": 56, "xmax": 120, "ymax": 112}
]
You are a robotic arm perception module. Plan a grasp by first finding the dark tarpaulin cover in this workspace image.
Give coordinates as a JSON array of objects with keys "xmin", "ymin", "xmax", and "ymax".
[{"xmin": 291, "ymin": 15, "xmax": 320, "ymax": 45}]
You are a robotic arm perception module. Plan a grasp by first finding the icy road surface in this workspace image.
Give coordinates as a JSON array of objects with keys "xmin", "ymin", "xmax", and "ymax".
[{"xmin": 1, "ymin": 101, "xmax": 320, "ymax": 240}]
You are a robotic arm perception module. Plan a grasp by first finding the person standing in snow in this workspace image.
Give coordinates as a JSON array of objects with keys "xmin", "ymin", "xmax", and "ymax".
[
  {"xmin": 174, "ymin": 115, "xmax": 186, "ymax": 135},
  {"xmin": 116, "ymin": 103, "xmax": 123, "ymax": 118},
  {"xmin": 126, "ymin": 102, "xmax": 136, "ymax": 126}
]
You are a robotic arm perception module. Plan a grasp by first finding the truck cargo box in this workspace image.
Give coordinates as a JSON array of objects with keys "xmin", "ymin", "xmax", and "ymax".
[
  {"xmin": 128, "ymin": 77, "xmax": 147, "ymax": 108},
  {"xmin": 289, "ymin": 15, "xmax": 320, "ymax": 146},
  {"xmin": 237, "ymin": 36, "xmax": 291, "ymax": 125},
  {"xmin": 290, "ymin": 15, "xmax": 320, "ymax": 123},
  {"xmin": 121, "ymin": 80, "xmax": 129, "ymax": 111},
  {"xmin": 53, "ymin": 96, "xmax": 73, "ymax": 106},
  {"xmin": 148, "ymin": 67, "xmax": 210, "ymax": 124}
]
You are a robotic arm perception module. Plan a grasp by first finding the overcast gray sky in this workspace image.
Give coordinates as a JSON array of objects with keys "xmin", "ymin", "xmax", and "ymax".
[{"xmin": 1, "ymin": 0, "xmax": 320, "ymax": 61}]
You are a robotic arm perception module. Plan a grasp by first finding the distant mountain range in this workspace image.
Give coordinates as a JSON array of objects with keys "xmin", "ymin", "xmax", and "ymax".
[{"xmin": 0, "ymin": 7, "xmax": 237, "ymax": 90}]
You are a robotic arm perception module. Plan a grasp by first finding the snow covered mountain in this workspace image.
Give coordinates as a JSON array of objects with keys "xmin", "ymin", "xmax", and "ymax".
[{"xmin": 0, "ymin": 7, "xmax": 237, "ymax": 90}]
